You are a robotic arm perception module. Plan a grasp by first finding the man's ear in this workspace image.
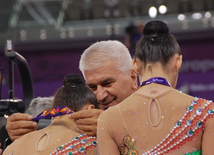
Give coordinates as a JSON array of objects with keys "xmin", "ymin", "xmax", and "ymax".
[{"xmin": 130, "ymin": 69, "xmax": 138, "ymax": 90}]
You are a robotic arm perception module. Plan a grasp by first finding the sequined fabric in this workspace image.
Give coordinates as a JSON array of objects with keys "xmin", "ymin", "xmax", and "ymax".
[
  {"xmin": 97, "ymin": 87, "xmax": 214, "ymax": 155},
  {"xmin": 120, "ymin": 135, "xmax": 138, "ymax": 155},
  {"xmin": 51, "ymin": 134, "xmax": 97, "ymax": 155},
  {"xmin": 3, "ymin": 125, "xmax": 97, "ymax": 155},
  {"xmin": 184, "ymin": 149, "xmax": 201, "ymax": 155},
  {"xmin": 142, "ymin": 98, "xmax": 212, "ymax": 155}
]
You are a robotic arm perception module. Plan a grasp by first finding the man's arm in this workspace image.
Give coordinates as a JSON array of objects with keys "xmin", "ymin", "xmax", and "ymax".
[
  {"xmin": 6, "ymin": 113, "xmax": 38, "ymax": 141},
  {"xmin": 69, "ymin": 109, "xmax": 103, "ymax": 136}
]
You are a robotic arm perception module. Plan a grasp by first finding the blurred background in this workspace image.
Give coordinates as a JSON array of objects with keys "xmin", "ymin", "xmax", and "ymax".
[{"xmin": 1, "ymin": 0, "xmax": 214, "ymax": 101}]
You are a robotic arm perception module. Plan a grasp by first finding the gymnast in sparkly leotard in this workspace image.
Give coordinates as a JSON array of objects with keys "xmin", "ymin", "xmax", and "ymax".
[
  {"xmin": 97, "ymin": 21, "xmax": 214, "ymax": 155},
  {"xmin": 3, "ymin": 74, "xmax": 98, "ymax": 155}
]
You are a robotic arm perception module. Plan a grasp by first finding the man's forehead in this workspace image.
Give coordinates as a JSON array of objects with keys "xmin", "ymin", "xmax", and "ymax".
[
  {"xmin": 86, "ymin": 77, "xmax": 115, "ymax": 86},
  {"xmin": 84, "ymin": 64, "xmax": 123, "ymax": 84}
]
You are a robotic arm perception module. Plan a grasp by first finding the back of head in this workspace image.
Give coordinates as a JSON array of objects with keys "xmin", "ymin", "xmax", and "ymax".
[
  {"xmin": 25, "ymin": 96, "xmax": 54, "ymax": 117},
  {"xmin": 135, "ymin": 20, "xmax": 180, "ymax": 66},
  {"xmin": 52, "ymin": 73, "xmax": 99, "ymax": 111},
  {"xmin": 79, "ymin": 40, "xmax": 132, "ymax": 77}
]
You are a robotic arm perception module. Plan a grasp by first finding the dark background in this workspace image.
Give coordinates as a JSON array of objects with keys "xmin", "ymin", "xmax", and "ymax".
[
  {"xmin": 1, "ymin": 0, "xmax": 214, "ymax": 101},
  {"xmin": 1, "ymin": 32, "xmax": 214, "ymax": 101}
]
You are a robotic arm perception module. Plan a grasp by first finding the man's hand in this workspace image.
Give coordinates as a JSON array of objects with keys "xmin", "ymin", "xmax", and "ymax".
[
  {"xmin": 0, "ymin": 143, "xmax": 2, "ymax": 155},
  {"xmin": 6, "ymin": 113, "xmax": 38, "ymax": 141},
  {"xmin": 69, "ymin": 109, "xmax": 103, "ymax": 137}
]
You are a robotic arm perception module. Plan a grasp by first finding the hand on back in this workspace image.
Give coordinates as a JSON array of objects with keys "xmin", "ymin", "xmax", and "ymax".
[{"xmin": 69, "ymin": 109, "xmax": 103, "ymax": 136}]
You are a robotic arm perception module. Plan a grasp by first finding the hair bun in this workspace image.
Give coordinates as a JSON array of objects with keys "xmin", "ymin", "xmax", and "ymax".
[
  {"xmin": 63, "ymin": 73, "xmax": 85, "ymax": 87},
  {"xmin": 143, "ymin": 20, "xmax": 169, "ymax": 35}
]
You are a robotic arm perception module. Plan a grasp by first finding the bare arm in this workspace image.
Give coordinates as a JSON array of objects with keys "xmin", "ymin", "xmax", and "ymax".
[
  {"xmin": 97, "ymin": 111, "xmax": 120, "ymax": 155},
  {"xmin": 69, "ymin": 109, "xmax": 103, "ymax": 136},
  {"xmin": 86, "ymin": 146, "xmax": 98, "ymax": 155},
  {"xmin": 202, "ymin": 116, "xmax": 214, "ymax": 154},
  {"xmin": 6, "ymin": 113, "xmax": 38, "ymax": 141}
]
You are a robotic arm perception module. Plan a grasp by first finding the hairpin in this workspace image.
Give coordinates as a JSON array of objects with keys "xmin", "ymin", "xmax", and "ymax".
[{"xmin": 150, "ymin": 33, "xmax": 158, "ymax": 42}]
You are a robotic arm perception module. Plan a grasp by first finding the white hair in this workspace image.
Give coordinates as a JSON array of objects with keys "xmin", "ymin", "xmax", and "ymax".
[
  {"xmin": 79, "ymin": 40, "xmax": 132, "ymax": 77},
  {"xmin": 25, "ymin": 96, "xmax": 54, "ymax": 117}
]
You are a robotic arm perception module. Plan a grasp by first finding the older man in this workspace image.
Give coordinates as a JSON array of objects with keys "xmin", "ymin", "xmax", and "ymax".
[
  {"xmin": 4, "ymin": 40, "xmax": 137, "ymax": 145},
  {"xmin": 69, "ymin": 40, "xmax": 137, "ymax": 136}
]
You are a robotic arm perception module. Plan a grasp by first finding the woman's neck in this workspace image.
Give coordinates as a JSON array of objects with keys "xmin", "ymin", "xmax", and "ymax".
[
  {"xmin": 51, "ymin": 115, "xmax": 79, "ymax": 132},
  {"xmin": 139, "ymin": 63, "xmax": 172, "ymax": 85}
]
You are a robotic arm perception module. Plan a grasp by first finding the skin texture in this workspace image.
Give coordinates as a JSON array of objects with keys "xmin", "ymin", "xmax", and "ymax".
[
  {"xmin": 132, "ymin": 54, "xmax": 182, "ymax": 88},
  {"xmin": 6, "ymin": 113, "xmax": 38, "ymax": 141},
  {"xmin": 69, "ymin": 61, "xmax": 137, "ymax": 136},
  {"xmin": 3, "ymin": 105, "xmax": 98, "ymax": 155},
  {"xmin": 6, "ymin": 58, "xmax": 137, "ymax": 142},
  {"xmin": 97, "ymin": 53, "xmax": 193, "ymax": 154},
  {"xmin": 84, "ymin": 62, "xmax": 136, "ymax": 110},
  {"xmin": 69, "ymin": 109, "xmax": 103, "ymax": 136}
]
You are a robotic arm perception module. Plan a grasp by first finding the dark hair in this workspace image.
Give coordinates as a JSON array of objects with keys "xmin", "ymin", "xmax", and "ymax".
[
  {"xmin": 135, "ymin": 20, "xmax": 181, "ymax": 66},
  {"xmin": 52, "ymin": 73, "xmax": 99, "ymax": 111}
]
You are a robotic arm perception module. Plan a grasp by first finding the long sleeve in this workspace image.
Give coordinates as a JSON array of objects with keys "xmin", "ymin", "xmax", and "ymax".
[{"xmin": 97, "ymin": 110, "xmax": 120, "ymax": 155}]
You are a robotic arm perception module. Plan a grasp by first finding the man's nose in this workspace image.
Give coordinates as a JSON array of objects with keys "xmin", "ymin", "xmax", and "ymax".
[{"xmin": 96, "ymin": 85, "xmax": 108, "ymax": 102}]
